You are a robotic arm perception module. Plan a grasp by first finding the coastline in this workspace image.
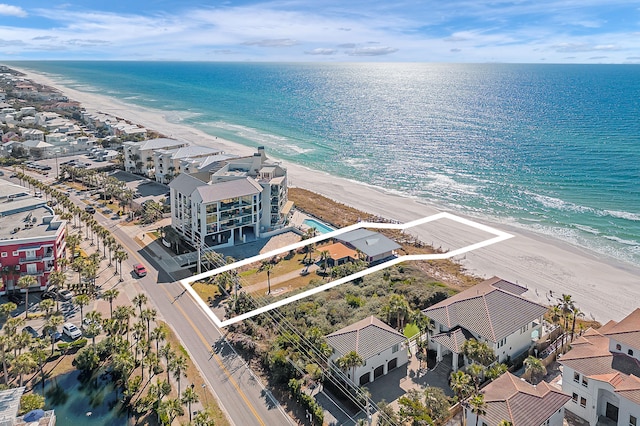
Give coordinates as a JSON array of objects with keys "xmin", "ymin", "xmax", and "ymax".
[{"xmin": 11, "ymin": 66, "xmax": 640, "ymax": 323}]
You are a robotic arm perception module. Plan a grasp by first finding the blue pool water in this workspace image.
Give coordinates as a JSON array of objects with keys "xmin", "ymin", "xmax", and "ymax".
[{"xmin": 303, "ymin": 219, "xmax": 335, "ymax": 234}]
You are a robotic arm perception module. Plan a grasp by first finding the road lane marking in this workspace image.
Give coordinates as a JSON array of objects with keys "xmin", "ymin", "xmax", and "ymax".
[{"xmin": 114, "ymin": 232, "xmax": 266, "ymax": 426}]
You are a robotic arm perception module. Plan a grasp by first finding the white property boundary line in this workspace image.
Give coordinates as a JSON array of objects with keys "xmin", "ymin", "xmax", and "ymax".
[{"xmin": 180, "ymin": 212, "xmax": 513, "ymax": 328}]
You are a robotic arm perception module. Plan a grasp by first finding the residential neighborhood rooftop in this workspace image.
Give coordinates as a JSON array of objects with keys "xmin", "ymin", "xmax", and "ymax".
[{"xmin": 326, "ymin": 316, "xmax": 406, "ymax": 360}]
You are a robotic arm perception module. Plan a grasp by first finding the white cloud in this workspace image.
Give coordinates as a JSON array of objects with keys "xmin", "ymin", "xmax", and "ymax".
[
  {"xmin": 0, "ymin": 4, "xmax": 26, "ymax": 17},
  {"xmin": 305, "ymin": 48, "xmax": 337, "ymax": 55},
  {"xmin": 346, "ymin": 46, "xmax": 398, "ymax": 56}
]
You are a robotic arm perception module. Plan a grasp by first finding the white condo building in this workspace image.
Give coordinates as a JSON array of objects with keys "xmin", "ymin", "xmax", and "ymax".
[{"xmin": 168, "ymin": 147, "xmax": 288, "ymax": 248}]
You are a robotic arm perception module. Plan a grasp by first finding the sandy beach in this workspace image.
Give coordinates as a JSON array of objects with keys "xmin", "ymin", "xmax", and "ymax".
[{"xmin": 13, "ymin": 66, "xmax": 640, "ymax": 323}]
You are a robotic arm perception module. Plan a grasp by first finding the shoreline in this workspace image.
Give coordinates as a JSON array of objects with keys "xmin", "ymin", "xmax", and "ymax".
[{"xmin": 10, "ymin": 65, "xmax": 640, "ymax": 323}]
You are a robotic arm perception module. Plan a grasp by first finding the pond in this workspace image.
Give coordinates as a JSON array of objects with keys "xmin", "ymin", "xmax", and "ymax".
[{"xmin": 45, "ymin": 369, "xmax": 129, "ymax": 425}]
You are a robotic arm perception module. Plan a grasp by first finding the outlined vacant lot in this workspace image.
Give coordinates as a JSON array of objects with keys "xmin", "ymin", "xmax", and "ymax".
[{"xmin": 180, "ymin": 212, "xmax": 513, "ymax": 327}]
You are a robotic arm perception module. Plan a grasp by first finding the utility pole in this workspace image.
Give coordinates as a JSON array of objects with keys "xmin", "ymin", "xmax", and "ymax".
[{"xmin": 196, "ymin": 234, "xmax": 202, "ymax": 275}]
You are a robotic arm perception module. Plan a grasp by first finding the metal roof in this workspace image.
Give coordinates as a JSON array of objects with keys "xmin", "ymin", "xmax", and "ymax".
[{"xmin": 326, "ymin": 316, "xmax": 406, "ymax": 360}]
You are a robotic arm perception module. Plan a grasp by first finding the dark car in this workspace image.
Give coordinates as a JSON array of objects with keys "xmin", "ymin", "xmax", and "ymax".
[
  {"xmin": 22, "ymin": 326, "xmax": 39, "ymax": 338},
  {"xmin": 43, "ymin": 328, "xmax": 62, "ymax": 341},
  {"xmin": 41, "ymin": 291, "xmax": 58, "ymax": 300},
  {"xmin": 85, "ymin": 206, "xmax": 96, "ymax": 214},
  {"xmin": 8, "ymin": 293, "xmax": 24, "ymax": 305}
]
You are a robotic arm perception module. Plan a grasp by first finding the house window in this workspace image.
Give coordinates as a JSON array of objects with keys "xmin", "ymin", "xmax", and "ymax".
[
  {"xmin": 392, "ymin": 344, "xmax": 399, "ymax": 353},
  {"xmin": 520, "ymin": 324, "xmax": 529, "ymax": 334},
  {"xmin": 572, "ymin": 393, "xmax": 578, "ymax": 403},
  {"xmin": 574, "ymin": 372, "xmax": 580, "ymax": 383},
  {"xmin": 580, "ymin": 397, "xmax": 586, "ymax": 408},
  {"xmin": 26, "ymin": 264, "xmax": 37, "ymax": 274},
  {"xmin": 616, "ymin": 344, "xmax": 622, "ymax": 350},
  {"xmin": 630, "ymin": 415, "xmax": 637, "ymax": 426},
  {"xmin": 582, "ymin": 377, "xmax": 588, "ymax": 387},
  {"xmin": 497, "ymin": 338, "xmax": 507, "ymax": 348},
  {"xmin": 629, "ymin": 349, "xmax": 634, "ymax": 356},
  {"xmin": 12, "ymin": 251, "xmax": 17, "ymax": 256},
  {"xmin": 25, "ymin": 249, "xmax": 36, "ymax": 259}
]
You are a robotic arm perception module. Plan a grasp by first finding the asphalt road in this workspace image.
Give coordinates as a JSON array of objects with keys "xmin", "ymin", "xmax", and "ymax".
[{"xmin": 41, "ymin": 175, "xmax": 296, "ymax": 426}]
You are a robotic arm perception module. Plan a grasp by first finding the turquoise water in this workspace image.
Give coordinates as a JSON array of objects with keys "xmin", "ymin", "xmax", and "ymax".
[
  {"xmin": 303, "ymin": 219, "xmax": 335, "ymax": 234},
  {"xmin": 5, "ymin": 61, "xmax": 640, "ymax": 266},
  {"xmin": 45, "ymin": 370, "xmax": 127, "ymax": 425}
]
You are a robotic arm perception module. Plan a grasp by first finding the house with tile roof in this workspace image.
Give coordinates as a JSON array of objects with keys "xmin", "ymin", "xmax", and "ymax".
[
  {"xmin": 560, "ymin": 308, "xmax": 640, "ymax": 426},
  {"xmin": 465, "ymin": 372, "xmax": 570, "ymax": 426},
  {"xmin": 423, "ymin": 277, "xmax": 547, "ymax": 370},
  {"xmin": 326, "ymin": 316, "xmax": 408, "ymax": 386}
]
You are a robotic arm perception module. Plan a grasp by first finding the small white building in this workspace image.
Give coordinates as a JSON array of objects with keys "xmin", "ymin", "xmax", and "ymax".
[
  {"xmin": 326, "ymin": 316, "xmax": 408, "ymax": 386},
  {"xmin": 465, "ymin": 372, "xmax": 570, "ymax": 426}
]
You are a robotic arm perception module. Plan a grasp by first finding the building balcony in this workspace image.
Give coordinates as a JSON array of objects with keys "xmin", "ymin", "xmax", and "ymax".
[{"xmin": 19, "ymin": 256, "xmax": 43, "ymax": 264}]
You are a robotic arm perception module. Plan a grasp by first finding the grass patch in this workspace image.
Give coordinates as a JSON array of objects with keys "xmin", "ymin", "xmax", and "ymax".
[
  {"xmin": 160, "ymin": 320, "xmax": 230, "ymax": 426},
  {"xmin": 404, "ymin": 323, "xmax": 420, "ymax": 338},
  {"xmin": 192, "ymin": 282, "xmax": 221, "ymax": 302}
]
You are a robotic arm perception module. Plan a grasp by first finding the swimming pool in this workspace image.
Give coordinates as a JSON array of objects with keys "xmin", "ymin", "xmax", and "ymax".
[{"xmin": 303, "ymin": 219, "xmax": 335, "ymax": 234}]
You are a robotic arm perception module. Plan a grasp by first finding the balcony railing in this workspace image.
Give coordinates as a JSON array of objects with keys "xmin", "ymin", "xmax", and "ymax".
[{"xmin": 19, "ymin": 256, "xmax": 43, "ymax": 264}]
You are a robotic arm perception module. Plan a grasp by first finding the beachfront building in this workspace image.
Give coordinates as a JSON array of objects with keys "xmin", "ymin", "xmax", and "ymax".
[
  {"xmin": 154, "ymin": 145, "xmax": 224, "ymax": 184},
  {"xmin": 123, "ymin": 138, "xmax": 188, "ymax": 177},
  {"xmin": 334, "ymin": 229, "xmax": 401, "ymax": 264},
  {"xmin": 168, "ymin": 147, "xmax": 288, "ymax": 248},
  {"xmin": 559, "ymin": 308, "xmax": 640, "ymax": 425},
  {"xmin": 0, "ymin": 179, "xmax": 66, "ymax": 295},
  {"xmin": 326, "ymin": 316, "xmax": 408, "ymax": 386},
  {"xmin": 465, "ymin": 372, "xmax": 570, "ymax": 426},
  {"xmin": 423, "ymin": 277, "xmax": 547, "ymax": 370}
]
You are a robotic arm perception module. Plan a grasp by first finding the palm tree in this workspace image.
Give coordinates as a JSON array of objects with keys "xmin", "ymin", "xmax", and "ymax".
[
  {"xmin": 159, "ymin": 343, "xmax": 175, "ymax": 382},
  {"xmin": 524, "ymin": 355, "xmax": 547, "ymax": 385},
  {"xmin": 141, "ymin": 308, "xmax": 157, "ymax": 344},
  {"xmin": 467, "ymin": 363, "xmax": 485, "ymax": 392},
  {"xmin": 39, "ymin": 298, "xmax": 55, "ymax": 317},
  {"xmin": 259, "ymin": 261, "xmax": 274, "ymax": 294},
  {"xmin": 74, "ymin": 294, "xmax": 90, "ymax": 324},
  {"xmin": 0, "ymin": 335, "xmax": 10, "ymax": 384},
  {"xmin": 44, "ymin": 314, "xmax": 64, "ymax": 355},
  {"xmin": 570, "ymin": 307, "xmax": 584, "ymax": 342},
  {"xmin": 181, "ymin": 384, "xmax": 200, "ymax": 423},
  {"xmin": 133, "ymin": 293, "xmax": 148, "ymax": 317},
  {"xmin": 150, "ymin": 325, "xmax": 167, "ymax": 354},
  {"xmin": 17, "ymin": 275, "xmax": 37, "ymax": 319},
  {"xmin": 14, "ymin": 353, "xmax": 36, "ymax": 387},
  {"xmin": 319, "ymin": 250, "xmax": 330, "ymax": 277},
  {"xmin": 468, "ymin": 394, "xmax": 486, "ymax": 426},
  {"xmin": 159, "ymin": 398, "xmax": 184, "ymax": 425},
  {"xmin": 114, "ymin": 249, "xmax": 128, "ymax": 281},
  {"xmin": 170, "ymin": 355, "xmax": 188, "ymax": 395},
  {"xmin": 449, "ymin": 370, "xmax": 473, "ymax": 403},
  {"xmin": 336, "ymin": 350, "xmax": 364, "ymax": 383},
  {"xmin": 114, "ymin": 305, "xmax": 135, "ymax": 343},
  {"xmin": 557, "ymin": 294, "xmax": 575, "ymax": 352},
  {"xmin": 103, "ymin": 288, "xmax": 119, "ymax": 318}
]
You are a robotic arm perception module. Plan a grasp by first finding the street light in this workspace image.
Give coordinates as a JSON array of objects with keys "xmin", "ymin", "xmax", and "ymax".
[{"xmin": 201, "ymin": 383, "xmax": 207, "ymax": 407}]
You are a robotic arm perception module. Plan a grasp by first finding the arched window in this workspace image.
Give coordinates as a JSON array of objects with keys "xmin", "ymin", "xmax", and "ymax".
[
  {"xmin": 629, "ymin": 349, "xmax": 634, "ymax": 356},
  {"xmin": 616, "ymin": 344, "xmax": 621, "ymax": 350}
]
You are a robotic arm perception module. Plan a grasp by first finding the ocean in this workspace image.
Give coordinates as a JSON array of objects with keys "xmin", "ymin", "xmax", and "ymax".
[{"xmin": 6, "ymin": 61, "xmax": 640, "ymax": 267}]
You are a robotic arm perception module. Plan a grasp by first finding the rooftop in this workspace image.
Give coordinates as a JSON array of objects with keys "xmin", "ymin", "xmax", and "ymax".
[
  {"xmin": 476, "ymin": 373, "xmax": 570, "ymax": 426},
  {"xmin": 423, "ymin": 277, "xmax": 547, "ymax": 342},
  {"xmin": 326, "ymin": 316, "xmax": 406, "ymax": 360}
]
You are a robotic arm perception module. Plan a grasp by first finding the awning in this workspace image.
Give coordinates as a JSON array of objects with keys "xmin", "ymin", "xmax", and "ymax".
[{"xmin": 282, "ymin": 200, "xmax": 294, "ymax": 215}]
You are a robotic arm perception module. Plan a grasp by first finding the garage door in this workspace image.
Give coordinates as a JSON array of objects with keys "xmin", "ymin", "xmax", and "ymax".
[
  {"xmin": 374, "ymin": 365, "xmax": 384, "ymax": 379},
  {"xmin": 388, "ymin": 358, "xmax": 397, "ymax": 371}
]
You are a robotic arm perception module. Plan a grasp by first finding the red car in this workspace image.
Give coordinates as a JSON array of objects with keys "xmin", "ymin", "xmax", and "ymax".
[{"xmin": 133, "ymin": 263, "xmax": 147, "ymax": 277}]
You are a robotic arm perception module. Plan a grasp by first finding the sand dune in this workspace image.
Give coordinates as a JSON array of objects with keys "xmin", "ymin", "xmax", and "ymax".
[{"xmin": 14, "ymin": 66, "xmax": 640, "ymax": 323}]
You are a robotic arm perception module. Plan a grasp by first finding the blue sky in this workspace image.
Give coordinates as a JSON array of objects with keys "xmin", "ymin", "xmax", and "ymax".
[{"xmin": 0, "ymin": 1, "xmax": 639, "ymax": 62}]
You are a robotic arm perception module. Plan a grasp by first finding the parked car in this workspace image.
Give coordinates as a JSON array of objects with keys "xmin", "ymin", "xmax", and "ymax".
[
  {"xmin": 133, "ymin": 263, "xmax": 147, "ymax": 278},
  {"xmin": 22, "ymin": 326, "xmax": 39, "ymax": 338},
  {"xmin": 43, "ymin": 328, "xmax": 62, "ymax": 341},
  {"xmin": 58, "ymin": 289, "xmax": 73, "ymax": 301},
  {"xmin": 82, "ymin": 318, "xmax": 102, "ymax": 331},
  {"xmin": 8, "ymin": 293, "xmax": 24, "ymax": 305},
  {"xmin": 85, "ymin": 206, "xmax": 96, "ymax": 214},
  {"xmin": 41, "ymin": 291, "xmax": 57, "ymax": 300},
  {"xmin": 62, "ymin": 323, "xmax": 82, "ymax": 340}
]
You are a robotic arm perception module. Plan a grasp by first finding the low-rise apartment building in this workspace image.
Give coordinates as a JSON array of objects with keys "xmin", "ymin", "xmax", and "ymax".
[{"xmin": 0, "ymin": 180, "xmax": 66, "ymax": 294}]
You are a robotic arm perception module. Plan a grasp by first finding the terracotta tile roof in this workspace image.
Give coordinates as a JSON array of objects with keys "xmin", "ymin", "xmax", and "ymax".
[
  {"xmin": 320, "ymin": 242, "xmax": 358, "ymax": 262},
  {"xmin": 431, "ymin": 327, "xmax": 473, "ymax": 354},
  {"xmin": 475, "ymin": 372, "xmax": 570, "ymax": 426},
  {"xmin": 560, "ymin": 309, "xmax": 640, "ymax": 407},
  {"xmin": 602, "ymin": 308, "xmax": 640, "ymax": 350},
  {"xmin": 326, "ymin": 316, "xmax": 406, "ymax": 360},
  {"xmin": 423, "ymin": 277, "xmax": 547, "ymax": 342}
]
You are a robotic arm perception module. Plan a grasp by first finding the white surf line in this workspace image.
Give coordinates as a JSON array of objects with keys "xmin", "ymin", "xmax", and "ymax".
[{"xmin": 180, "ymin": 212, "xmax": 513, "ymax": 328}]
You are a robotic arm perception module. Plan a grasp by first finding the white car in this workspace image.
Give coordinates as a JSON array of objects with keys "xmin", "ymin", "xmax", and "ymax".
[{"xmin": 62, "ymin": 323, "xmax": 82, "ymax": 340}]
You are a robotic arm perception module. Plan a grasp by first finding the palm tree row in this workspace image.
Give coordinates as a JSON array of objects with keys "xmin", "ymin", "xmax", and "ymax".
[{"xmin": 72, "ymin": 292, "xmax": 214, "ymax": 425}]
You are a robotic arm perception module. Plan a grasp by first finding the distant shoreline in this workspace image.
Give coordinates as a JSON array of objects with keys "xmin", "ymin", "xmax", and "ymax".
[{"xmin": 7, "ymin": 64, "xmax": 640, "ymax": 323}]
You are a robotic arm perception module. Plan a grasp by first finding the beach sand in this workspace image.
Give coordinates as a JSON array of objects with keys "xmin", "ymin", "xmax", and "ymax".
[{"xmin": 14, "ymin": 67, "xmax": 640, "ymax": 323}]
